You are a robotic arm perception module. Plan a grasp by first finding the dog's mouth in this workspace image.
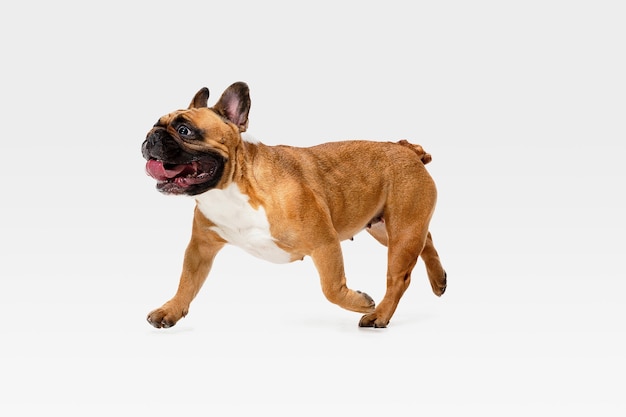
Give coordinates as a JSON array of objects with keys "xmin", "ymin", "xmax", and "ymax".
[{"xmin": 145, "ymin": 154, "xmax": 223, "ymax": 195}]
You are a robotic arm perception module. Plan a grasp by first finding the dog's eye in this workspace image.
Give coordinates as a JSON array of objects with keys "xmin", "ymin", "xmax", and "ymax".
[{"xmin": 177, "ymin": 126, "xmax": 191, "ymax": 136}]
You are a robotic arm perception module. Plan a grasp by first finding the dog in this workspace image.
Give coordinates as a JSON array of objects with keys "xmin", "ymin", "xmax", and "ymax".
[{"xmin": 142, "ymin": 81, "xmax": 446, "ymax": 328}]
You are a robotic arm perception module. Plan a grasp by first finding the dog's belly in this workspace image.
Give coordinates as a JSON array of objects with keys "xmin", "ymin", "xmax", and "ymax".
[{"xmin": 195, "ymin": 183, "xmax": 292, "ymax": 264}]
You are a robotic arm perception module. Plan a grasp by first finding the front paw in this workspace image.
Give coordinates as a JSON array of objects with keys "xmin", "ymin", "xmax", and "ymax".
[{"xmin": 146, "ymin": 303, "xmax": 188, "ymax": 329}]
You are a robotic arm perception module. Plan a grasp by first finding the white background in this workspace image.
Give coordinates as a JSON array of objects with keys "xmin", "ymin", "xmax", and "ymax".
[{"xmin": 1, "ymin": 1, "xmax": 624, "ymax": 415}]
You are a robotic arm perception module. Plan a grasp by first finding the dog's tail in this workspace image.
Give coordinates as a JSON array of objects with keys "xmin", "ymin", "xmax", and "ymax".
[{"xmin": 397, "ymin": 140, "xmax": 432, "ymax": 165}]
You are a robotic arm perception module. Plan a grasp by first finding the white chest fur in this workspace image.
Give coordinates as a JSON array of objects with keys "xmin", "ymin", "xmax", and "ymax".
[{"xmin": 195, "ymin": 183, "xmax": 292, "ymax": 264}]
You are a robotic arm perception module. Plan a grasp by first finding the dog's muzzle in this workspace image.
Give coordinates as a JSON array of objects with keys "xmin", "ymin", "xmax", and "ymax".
[{"xmin": 142, "ymin": 129, "xmax": 225, "ymax": 195}]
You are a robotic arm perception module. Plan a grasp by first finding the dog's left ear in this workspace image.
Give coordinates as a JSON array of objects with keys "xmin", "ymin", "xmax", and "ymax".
[
  {"xmin": 189, "ymin": 87, "xmax": 210, "ymax": 109},
  {"xmin": 212, "ymin": 82, "xmax": 251, "ymax": 132}
]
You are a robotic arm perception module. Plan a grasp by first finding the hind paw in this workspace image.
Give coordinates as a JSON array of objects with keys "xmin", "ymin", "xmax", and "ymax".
[{"xmin": 358, "ymin": 313, "xmax": 389, "ymax": 328}]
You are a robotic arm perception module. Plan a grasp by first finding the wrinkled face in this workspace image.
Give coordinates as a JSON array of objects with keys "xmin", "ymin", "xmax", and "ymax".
[{"xmin": 142, "ymin": 108, "xmax": 238, "ymax": 195}]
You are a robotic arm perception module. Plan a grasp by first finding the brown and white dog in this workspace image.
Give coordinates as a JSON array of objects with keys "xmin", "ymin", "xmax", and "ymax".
[{"xmin": 142, "ymin": 82, "xmax": 446, "ymax": 328}]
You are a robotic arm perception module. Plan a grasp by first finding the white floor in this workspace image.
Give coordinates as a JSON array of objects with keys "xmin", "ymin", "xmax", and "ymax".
[{"xmin": 1, "ymin": 2, "xmax": 625, "ymax": 416}]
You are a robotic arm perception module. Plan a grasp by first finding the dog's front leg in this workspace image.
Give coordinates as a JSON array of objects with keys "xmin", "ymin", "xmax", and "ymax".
[
  {"xmin": 147, "ymin": 212, "xmax": 225, "ymax": 329},
  {"xmin": 310, "ymin": 240, "xmax": 376, "ymax": 315}
]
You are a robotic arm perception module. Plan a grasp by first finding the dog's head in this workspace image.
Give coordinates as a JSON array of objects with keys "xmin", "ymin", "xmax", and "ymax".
[{"xmin": 142, "ymin": 82, "xmax": 251, "ymax": 195}]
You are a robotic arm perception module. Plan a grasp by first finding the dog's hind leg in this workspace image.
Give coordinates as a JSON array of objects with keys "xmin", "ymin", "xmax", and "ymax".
[
  {"xmin": 421, "ymin": 231, "xmax": 447, "ymax": 296},
  {"xmin": 310, "ymin": 239, "xmax": 376, "ymax": 314},
  {"xmin": 359, "ymin": 221, "xmax": 427, "ymax": 328},
  {"xmin": 368, "ymin": 222, "xmax": 446, "ymax": 296}
]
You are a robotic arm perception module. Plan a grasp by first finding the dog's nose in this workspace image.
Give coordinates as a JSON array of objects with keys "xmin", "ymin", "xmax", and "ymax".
[
  {"xmin": 146, "ymin": 128, "xmax": 164, "ymax": 145},
  {"xmin": 141, "ymin": 139, "xmax": 150, "ymax": 160},
  {"xmin": 142, "ymin": 128, "xmax": 162, "ymax": 159},
  {"xmin": 142, "ymin": 127, "xmax": 185, "ymax": 162}
]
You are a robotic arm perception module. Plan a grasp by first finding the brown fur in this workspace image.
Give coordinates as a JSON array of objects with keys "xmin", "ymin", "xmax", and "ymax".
[{"xmin": 145, "ymin": 82, "xmax": 446, "ymax": 328}]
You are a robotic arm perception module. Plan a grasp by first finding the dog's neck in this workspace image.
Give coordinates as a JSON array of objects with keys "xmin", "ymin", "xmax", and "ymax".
[{"xmin": 216, "ymin": 135, "xmax": 266, "ymax": 209}]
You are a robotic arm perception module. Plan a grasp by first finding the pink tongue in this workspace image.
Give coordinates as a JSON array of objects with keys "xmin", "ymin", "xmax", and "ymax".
[{"xmin": 145, "ymin": 160, "xmax": 187, "ymax": 181}]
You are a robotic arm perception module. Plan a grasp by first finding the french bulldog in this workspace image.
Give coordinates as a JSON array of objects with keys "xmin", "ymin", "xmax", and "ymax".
[{"xmin": 142, "ymin": 82, "xmax": 446, "ymax": 328}]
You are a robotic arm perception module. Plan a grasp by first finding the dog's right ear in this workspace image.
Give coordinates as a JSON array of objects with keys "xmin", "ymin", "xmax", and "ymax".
[
  {"xmin": 212, "ymin": 82, "xmax": 251, "ymax": 132},
  {"xmin": 189, "ymin": 87, "xmax": 210, "ymax": 109}
]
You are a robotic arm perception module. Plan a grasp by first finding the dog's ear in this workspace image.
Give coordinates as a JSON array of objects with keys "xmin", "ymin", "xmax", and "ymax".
[
  {"xmin": 189, "ymin": 87, "xmax": 210, "ymax": 109},
  {"xmin": 212, "ymin": 82, "xmax": 251, "ymax": 132}
]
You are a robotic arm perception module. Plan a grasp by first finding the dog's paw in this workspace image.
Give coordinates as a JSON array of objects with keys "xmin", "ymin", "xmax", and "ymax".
[
  {"xmin": 432, "ymin": 270, "xmax": 447, "ymax": 297},
  {"xmin": 146, "ymin": 305, "xmax": 187, "ymax": 329},
  {"xmin": 358, "ymin": 313, "xmax": 389, "ymax": 328},
  {"xmin": 355, "ymin": 290, "xmax": 376, "ymax": 313}
]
